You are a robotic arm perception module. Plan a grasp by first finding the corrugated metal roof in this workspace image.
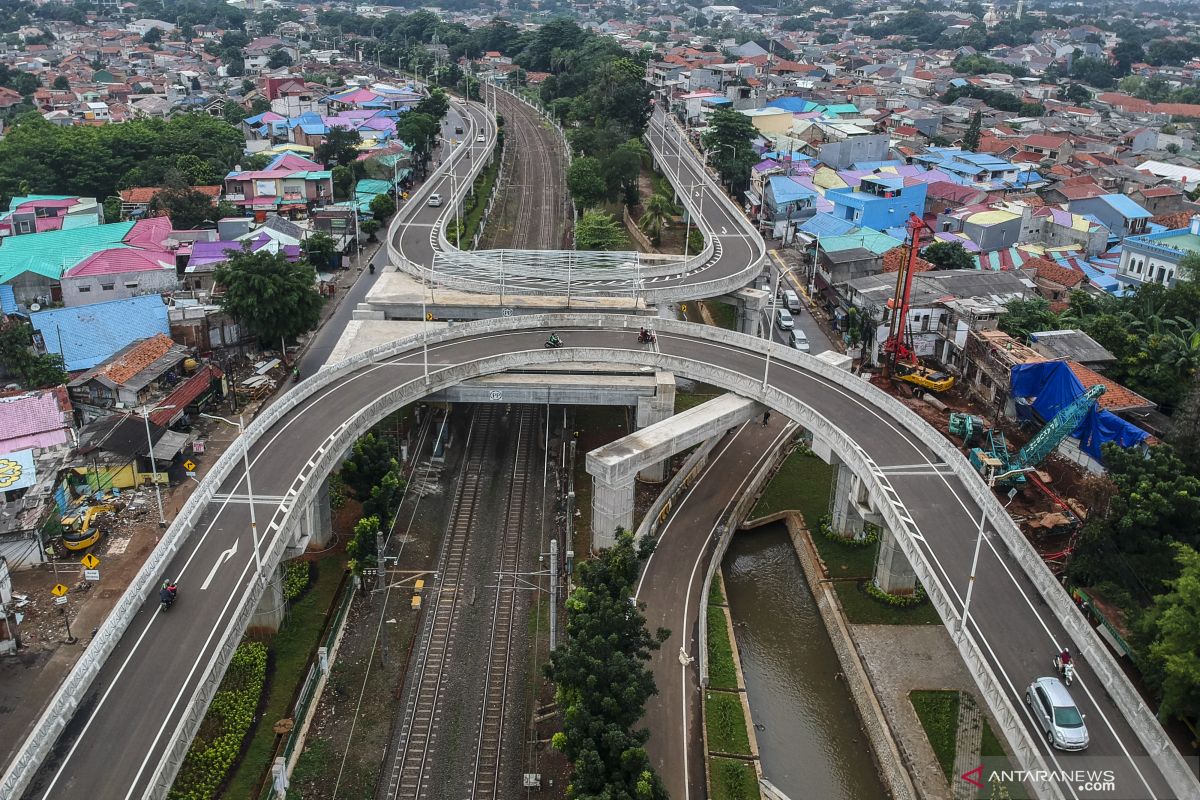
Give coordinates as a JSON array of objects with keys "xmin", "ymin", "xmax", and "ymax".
[
  {"xmin": 0, "ymin": 221, "xmax": 135, "ymax": 282},
  {"xmin": 30, "ymin": 294, "xmax": 169, "ymax": 371}
]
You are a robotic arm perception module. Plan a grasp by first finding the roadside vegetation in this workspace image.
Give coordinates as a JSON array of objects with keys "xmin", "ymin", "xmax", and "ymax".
[{"xmin": 707, "ymin": 605, "xmax": 738, "ymax": 690}]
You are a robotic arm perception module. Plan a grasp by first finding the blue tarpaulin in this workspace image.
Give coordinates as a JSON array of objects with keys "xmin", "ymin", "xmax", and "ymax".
[{"xmin": 1010, "ymin": 361, "xmax": 1148, "ymax": 461}]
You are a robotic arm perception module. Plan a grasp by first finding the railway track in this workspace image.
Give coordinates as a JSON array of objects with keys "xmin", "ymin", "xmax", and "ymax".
[
  {"xmin": 487, "ymin": 92, "xmax": 567, "ymax": 251},
  {"xmin": 383, "ymin": 405, "xmax": 496, "ymax": 800},
  {"xmin": 469, "ymin": 407, "xmax": 535, "ymax": 798}
]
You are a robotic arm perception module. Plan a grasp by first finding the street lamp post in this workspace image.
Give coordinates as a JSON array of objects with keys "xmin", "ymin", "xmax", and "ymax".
[
  {"xmin": 201, "ymin": 413, "xmax": 264, "ymax": 581},
  {"xmin": 136, "ymin": 403, "xmax": 175, "ymax": 532},
  {"xmin": 957, "ymin": 467, "xmax": 1036, "ymax": 638},
  {"xmin": 761, "ymin": 264, "xmax": 801, "ymax": 389}
]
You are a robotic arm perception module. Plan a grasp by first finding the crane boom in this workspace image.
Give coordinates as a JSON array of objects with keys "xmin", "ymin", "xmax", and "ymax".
[{"xmin": 1013, "ymin": 384, "xmax": 1106, "ymax": 470}]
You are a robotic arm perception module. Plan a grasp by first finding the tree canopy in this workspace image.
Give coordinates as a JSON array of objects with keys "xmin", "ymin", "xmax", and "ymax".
[
  {"xmin": 0, "ymin": 320, "xmax": 66, "ymax": 389},
  {"xmin": 315, "ymin": 126, "xmax": 362, "ymax": 169},
  {"xmin": 923, "ymin": 241, "xmax": 974, "ymax": 271},
  {"xmin": 575, "ymin": 210, "xmax": 628, "ymax": 251},
  {"xmin": 213, "ymin": 247, "xmax": 323, "ymax": 347},
  {"xmin": 0, "ymin": 113, "xmax": 244, "ymax": 206},
  {"xmin": 1136, "ymin": 545, "xmax": 1200, "ymax": 722},
  {"xmin": 566, "ymin": 156, "xmax": 607, "ymax": 210},
  {"xmin": 702, "ymin": 108, "xmax": 759, "ymax": 195}
]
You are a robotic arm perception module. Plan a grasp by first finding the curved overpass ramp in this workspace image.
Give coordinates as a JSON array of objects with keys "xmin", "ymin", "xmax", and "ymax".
[
  {"xmin": 385, "ymin": 96, "xmax": 765, "ymax": 304},
  {"xmin": 4, "ymin": 315, "xmax": 1194, "ymax": 800}
]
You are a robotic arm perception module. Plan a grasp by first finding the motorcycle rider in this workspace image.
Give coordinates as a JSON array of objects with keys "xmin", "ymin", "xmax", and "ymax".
[
  {"xmin": 160, "ymin": 580, "xmax": 177, "ymax": 607},
  {"xmin": 547, "ymin": 332, "xmax": 562, "ymax": 347}
]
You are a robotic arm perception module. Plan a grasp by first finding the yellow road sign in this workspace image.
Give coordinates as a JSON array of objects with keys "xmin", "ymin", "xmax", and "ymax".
[
  {"xmin": 51, "ymin": 583, "xmax": 69, "ymax": 597},
  {"xmin": 81, "ymin": 553, "xmax": 100, "ymax": 570},
  {"xmin": 426, "ymin": 312, "xmax": 434, "ymax": 321},
  {"xmin": 183, "ymin": 459, "xmax": 196, "ymax": 472}
]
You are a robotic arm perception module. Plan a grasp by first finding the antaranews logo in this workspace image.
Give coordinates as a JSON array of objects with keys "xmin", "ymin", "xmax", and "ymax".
[{"xmin": 962, "ymin": 763, "xmax": 1118, "ymax": 796}]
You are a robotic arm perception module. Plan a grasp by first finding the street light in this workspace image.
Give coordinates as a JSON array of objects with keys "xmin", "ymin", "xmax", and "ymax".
[
  {"xmin": 957, "ymin": 466, "xmax": 1037, "ymax": 639},
  {"xmin": 200, "ymin": 413, "xmax": 264, "ymax": 581},
  {"xmin": 761, "ymin": 263, "xmax": 803, "ymax": 389},
  {"xmin": 135, "ymin": 403, "xmax": 175, "ymax": 532}
]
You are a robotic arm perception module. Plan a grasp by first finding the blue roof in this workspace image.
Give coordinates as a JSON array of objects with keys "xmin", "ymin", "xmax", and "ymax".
[
  {"xmin": 766, "ymin": 97, "xmax": 817, "ymax": 113},
  {"xmin": 852, "ymin": 160, "xmax": 905, "ymax": 171},
  {"xmin": 1098, "ymin": 193, "xmax": 1151, "ymax": 219},
  {"xmin": 798, "ymin": 213, "xmax": 859, "ymax": 238},
  {"xmin": 31, "ymin": 294, "xmax": 169, "ymax": 371},
  {"xmin": 768, "ymin": 176, "xmax": 819, "ymax": 204}
]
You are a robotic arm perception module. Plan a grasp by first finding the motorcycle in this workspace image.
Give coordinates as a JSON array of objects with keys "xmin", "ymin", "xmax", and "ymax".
[
  {"xmin": 160, "ymin": 586, "xmax": 178, "ymax": 612},
  {"xmin": 369, "ymin": 263, "xmax": 376, "ymax": 274},
  {"xmin": 638, "ymin": 330, "xmax": 657, "ymax": 345},
  {"xmin": 1054, "ymin": 654, "xmax": 1075, "ymax": 686},
  {"xmin": 544, "ymin": 335, "xmax": 563, "ymax": 349}
]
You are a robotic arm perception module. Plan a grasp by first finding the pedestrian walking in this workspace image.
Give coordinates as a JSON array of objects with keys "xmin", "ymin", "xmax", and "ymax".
[{"xmin": 762, "ymin": 411, "xmax": 771, "ymax": 426}]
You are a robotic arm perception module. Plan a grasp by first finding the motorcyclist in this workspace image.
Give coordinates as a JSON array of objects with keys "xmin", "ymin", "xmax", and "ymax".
[
  {"xmin": 369, "ymin": 263, "xmax": 376, "ymax": 274},
  {"xmin": 160, "ymin": 580, "xmax": 176, "ymax": 607},
  {"xmin": 292, "ymin": 366, "xmax": 300, "ymax": 382},
  {"xmin": 1058, "ymin": 648, "xmax": 1071, "ymax": 667},
  {"xmin": 547, "ymin": 332, "xmax": 562, "ymax": 347}
]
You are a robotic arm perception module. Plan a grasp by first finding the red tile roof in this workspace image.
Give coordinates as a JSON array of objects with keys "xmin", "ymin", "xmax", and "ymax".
[
  {"xmin": 1025, "ymin": 256, "xmax": 1084, "ymax": 289},
  {"xmin": 1066, "ymin": 361, "xmax": 1153, "ymax": 411},
  {"xmin": 881, "ymin": 246, "xmax": 934, "ymax": 274}
]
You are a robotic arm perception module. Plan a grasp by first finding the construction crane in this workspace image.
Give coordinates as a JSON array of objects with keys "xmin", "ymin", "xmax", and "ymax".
[
  {"xmin": 881, "ymin": 213, "xmax": 955, "ymax": 395},
  {"xmin": 965, "ymin": 384, "xmax": 1106, "ymax": 487}
]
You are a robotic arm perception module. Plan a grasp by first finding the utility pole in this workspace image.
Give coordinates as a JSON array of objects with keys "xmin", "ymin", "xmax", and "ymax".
[
  {"xmin": 375, "ymin": 528, "xmax": 386, "ymax": 593},
  {"xmin": 549, "ymin": 538, "xmax": 558, "ymax": 651}
]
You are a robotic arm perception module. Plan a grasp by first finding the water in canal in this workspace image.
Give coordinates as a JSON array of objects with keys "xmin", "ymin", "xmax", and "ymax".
[{"xmin": 723, "ymin": 523, "xmax": 886, "ymax": 800}]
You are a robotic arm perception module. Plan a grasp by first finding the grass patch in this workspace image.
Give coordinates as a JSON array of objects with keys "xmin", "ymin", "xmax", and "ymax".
[
  {"xmin": 675, "ymin": 391, "xmax": 721, "ymax": 413},
  {"xmin": 910, "ymin": 690, "xmax": 960, "ymax": 784},
  {"xmin": 709, "ymin": 574, "xmax": 726, "ymax": 605},
  {"xmin": 834, "ymin": 581, "xmax": 943, "ymax": 625},
  {"xmin": 751, "ymin": 450, "xmax": 834, "ymax": 522},
  {"xmin": 701, "ymin": 299, "xmax": 738, "ymax": 330},
  {"xmin": 708, "ymin": 756, "xmax": 760, "ymax": 800},
  {"xmin": 810, "ymin": 532, "xmax": 878, "ymax": 579},
  {"xmin": 707, "ymin": 606, "xmax": 738, "ymax": 690},
  {"xmin": 705, "ymin": 691, "xmax": 751, "ymax": 755},
  {"xmin": 221, "ymin": 556, "xmax": 347, "ymax": 799},
  {"xmin": 452, "ymin": 141, "xmax": 502, "ymax": 249}
]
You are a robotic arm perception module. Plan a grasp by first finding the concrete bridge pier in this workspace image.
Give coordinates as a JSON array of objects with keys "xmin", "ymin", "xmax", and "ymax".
[
  {"xmin": 716, "ymin": 287, "xmax": 769, "ymax": 338},
  {"xmin": 827, "ymin": 460, "xmax": 879, "ymax": 540},
  {"xmin": 635, "ymin": 373, "xmax": 676, "ymax": 482},
  {"xmin": 874, "ymin": 525, "xmax": 918, "ymax": 596},
  {"xmin": 284, "ymin": 476, "xmax": 333, "ymax": 560},
  {"xmin": 250, "ymin": 563, "xmax": 287, "ymax": 631}
]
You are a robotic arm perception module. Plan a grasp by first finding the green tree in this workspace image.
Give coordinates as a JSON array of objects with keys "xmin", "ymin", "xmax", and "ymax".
[
  {"xmin": 347, "ymin": 514, "xmax": 379, "ymax": 577},
  {"xmin": 102, "ymin": 195, "xmax": 122, "ymax": 224},
  {"xmin": 267, "ymin": 48, "xmax": 293, "ymax": 69},
  {"xmin": 213, "ymin": 247, "xmax": 323, "ymax": 347},
  {"xmin": 393, "ymin": 111, "xmax": 439, "ymax": 164},
  {"xmin": 638, "ymin": 191, "xmax": 677, "ymax": 245},
  {"xmin": 414, "ymin": 88, "xmax": 449, "ymax": 121},
  {"xmin": 962, "ymin": 110, "xmax": 982, "ymax": 152},
  {"xmin": 52, "ymin": 75, "xmax": 69, "ymax": 91},
  {"xmin": 340, "ymin": 433, "xmax": 396, "ymax": 499},
  {"xmin": 370, "ymin": 192, "xmax": 396, "ymax": 221},
  {"xmin": 702, "ymin": 107, "xmax": 758, "ymax": 194},
  {"xmin": 1069, "ymin": 57, "xmax": 1114, "ymax": 89},
  {"xmin": 1000, "ymin": 297, "xmax": 1060, "ymax": 342},
  {"xmin": 1170, "ymin": 368, "xmax": 1200, "ymax": 476},
  {"xmin": 141, "ymin": 27, "xmax": 162, "ymax": 44},
  {"xmin": 301, "ymin": 232, "xmax": 338, "ymax": 271},
  {"xmin": 923, "ymin": 241, "xmax": 974, "ymax": 271},
  {"xmin": 360, "ymin": 218, "xmax": 381, "ymax": 242},
  {"xmin": 1113, "ymin": 39, "xmax": 1145, "ymax": 75},
  {"xmin": 0, "ymin": 320, "xmax": 66, "ymax": 389},
  {"xmin": 602, "ymin": 138, "xmax": 645, "ymax": 206},
  {"xmin": 575, "ymin": 210, "xmax": 627, "ymax": 251},
  {"xmin": 332, "ymin": 165, "xmax": 354, "ymax": 201},
  {"xmin": 1136, "ymin": 544, "xmax": 1200, "ymax": 720},
  {"xmin": 545, "ymin": 530, "xmax": 668, "ymax": 800},
  {"xmin": 315, "ymin": 126, "xmax": 362, "ymax": 168},
  {"xmin": 223, "ymin": 101, "xmax": 248, "ymax": 126},
  {"xmin": 147, "ymin": 184, "xmax": 218, "ymax": 229},
  {"xmin": 566, "ymin": 156, "xmax": 607, "ymax": 210},
  {"xmin": 1181, "ymin": 253, "xmax": 1200, "ymax": 283},
  {"xmin": 1062, "ymin": 83, "xmax": 1092, "ymax": 105}
]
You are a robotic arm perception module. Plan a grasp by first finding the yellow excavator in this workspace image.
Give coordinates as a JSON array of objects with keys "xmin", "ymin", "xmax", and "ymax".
[{"xmin": 61, "ymin": 503, "xmax": 115, "ymax": 551}]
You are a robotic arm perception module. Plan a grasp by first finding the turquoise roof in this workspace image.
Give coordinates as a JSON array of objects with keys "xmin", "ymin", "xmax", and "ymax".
[
  {"xmin": 0, "ymin": 221, "xmax": 135, "ymax": 283},
  {"xmin": 8, "ymin": 195, "xmax": 77, "ymax": 209},
  {"xmin": 820, "ymin": 229, "xmax": 904, "ymax": 255}
]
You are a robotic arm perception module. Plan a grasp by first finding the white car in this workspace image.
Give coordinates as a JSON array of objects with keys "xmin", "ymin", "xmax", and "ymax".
[
  {"xmin": 775, "ymin": 308, "xmax": 794, "ymax": 331},
  {"xmin": 790, "ymin": 329, "xmax": 809, "ymax": 352},
  {"xmin": 1026, "ymin": 676, "xmax": 1089, "ymax": 751},
  {"xmin": 427, "ymin": 193, "xmax": 442, "ymax": 207},
  {"xmin": 476, "ymin": 134, "xmax": 485, "ymax": 143}
]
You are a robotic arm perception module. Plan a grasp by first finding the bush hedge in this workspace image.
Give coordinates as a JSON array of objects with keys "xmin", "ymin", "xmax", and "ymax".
[{"xmin": 168, "ymin": 641, "xmax": 268, "ymax": 800}]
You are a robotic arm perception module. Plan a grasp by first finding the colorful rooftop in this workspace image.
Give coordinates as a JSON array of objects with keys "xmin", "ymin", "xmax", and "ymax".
[{"xmin": 30, "ymin": 294, "xmax": 170, "ymax": 372}]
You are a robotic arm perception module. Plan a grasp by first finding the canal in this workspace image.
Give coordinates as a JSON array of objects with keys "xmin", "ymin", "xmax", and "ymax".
[{"xmin": 723, "ymin": 523, "xmax": 886, "ymax": 800}]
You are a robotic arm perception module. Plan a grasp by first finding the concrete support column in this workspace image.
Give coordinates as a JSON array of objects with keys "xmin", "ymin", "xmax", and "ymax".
[
  {"xmin": 250, "ymin": 563, "xmax": 287, "ymax": 631},
  {"xmin": 591, "ymin": 474, "xmax": 636, "ymax": 550},
  {"xmin": 312, "ymin": 475, "xmax": 333, "ymax": 549},
  {"xmin": 726, "ymin": 287, "xmax": 769, "ymax": 338},
  {"xmin": 874, "ymin": 525, "xmax": 918, "ymax": 596},
  {"xmin": 828, "ymin": 461, "xmax": 864, "ymax": 538},
  {"xmin": 635, "ymin": 372, "xmax": 676, "ymax": 482}
]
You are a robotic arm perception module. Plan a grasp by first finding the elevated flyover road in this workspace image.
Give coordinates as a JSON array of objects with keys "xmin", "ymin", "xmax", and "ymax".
[
  {"xmin": 386, "ymin": 98, "xmax": 765, "ymax": 304},
  {"xmin": 5, "ymin": 316, "xmax": 1194, "ymax": 800}
]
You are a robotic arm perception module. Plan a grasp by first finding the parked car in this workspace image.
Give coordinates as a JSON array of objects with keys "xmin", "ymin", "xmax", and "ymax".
[
  {"xmin": 783, "ymin": 289, "xmax": 802, "ymax": 313},
  {"xmin": 427, "ymin": 193, "xmax": 442, "ymax": 207},
  {"xmin": 790, "ymin": 329, "xmax": 809, "ymax": 352},
  {"xmin": 1026, "ymin": 676, "xmax": 1089, "ymax": 751},
  {"xmin": 775, "ymin": 308, "xmax": 794, "ymax": 331}
]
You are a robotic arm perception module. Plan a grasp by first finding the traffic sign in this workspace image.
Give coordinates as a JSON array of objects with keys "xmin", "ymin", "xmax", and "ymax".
[
  {"xmin": 489, "ymin": 390, "xmax": 503, "ymax": 401},
  {"xmin": 80, "ymin": 553, "xmax": 100, "ymax": 570},
  {"xmin": 192, "ymin": 440, "xmax": 206, "ymax": 454},
  {"xmin": 54, "ymin": 596, "xmax": 68, "ymax": 606},
  {"xmin": 502, "ymin": 307, "xmax": 513, "ymax": 317},
  {"xmin": 183, "ymin": 459, "xmax": 197, "ymax": 472},
  {"xmin": 84, "ymin": 569, "xmax": 100, "ymax": 581},
  {"xmin": 426, "ymin": 312, "xmax": 434, "ymax": 321},
  {"xmin": 51, "ymin": 583, "xmax": 69, "ymax": 597}
]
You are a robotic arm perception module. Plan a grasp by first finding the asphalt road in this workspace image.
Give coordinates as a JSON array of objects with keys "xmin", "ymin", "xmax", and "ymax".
[
  {"xmin": 637, "ymin": 418, "xmax": 792, "ymax": 800},
  {"xmin": 15, "ymin": 321, "xmax": 1184, "ymax": 799}
]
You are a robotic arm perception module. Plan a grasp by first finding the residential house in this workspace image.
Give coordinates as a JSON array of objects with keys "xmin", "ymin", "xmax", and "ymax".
[
  {"xmin": 119, "ymin": 186, "xmax": 220, "ymax": 218},
  {"xmin": 1016, "ymin": 133, "xmax": 1074, "ymax": 164},
  {"xmin": 760, "ymin": 176, "xmax": 819, "ymax": 235},
  {"xmin": 1116, "ymin": 215, "xmax": 1200, "ymax": 288},
  {"xmin": 60, "ymin": 248, "xmax": 180, "ymax": 306},
  {"xmin": 813, "ymin": 229, "xmax": 906, "ymax": 302},
  {"xmin": 1068, "ymin": 194, "xmax": 1151, "ymax": 241},
  {"xmin": 1127, "ymin": 186, "xmax": 1185, "ymax": 218},
  {"xmin": 0, "ymin": 388, "xmax": 74, "ymax": 454},
  {"xmin": 0, "ymin": 196, "xmax": 102, "ymax": 237},
  {"xmin": 793, "ymin": 119, "xmax": 889, "ymax": 170},
  {"xmin": 66, "ymin": 333, "xmax": 190, "ymax": 421},
  {"xmin": 1028, "ymin": 329, "xmax": 1116, "ymax": 371},
  {"xmin": 936, "ymin": 204, "xmax": 1024, "ymax": 252},
  {"xmin": 30, "ymin": 294, "xmax": 170, "ymax": 371},
  {"xmin": 222, "ymin": 152, "xmax": 333, "ymax": 218},
  {"xmin": 827, "ymin": 175, "xmax": 927, "ymax": 232},
  {"xmin": 913, "ymin": 148, "xmax": 1021, "ymax": 186}
]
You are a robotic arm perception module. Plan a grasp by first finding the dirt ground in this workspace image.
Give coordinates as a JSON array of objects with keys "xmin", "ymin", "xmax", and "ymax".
[{"xmin": 0, "ymin": 411, "xmax": 249, "ymax": 770}]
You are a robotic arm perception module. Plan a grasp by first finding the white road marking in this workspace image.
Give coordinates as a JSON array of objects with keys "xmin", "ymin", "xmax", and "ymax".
[{"xmin": 200, "ymin": 539, "xmax": 238, "ymax": 591}]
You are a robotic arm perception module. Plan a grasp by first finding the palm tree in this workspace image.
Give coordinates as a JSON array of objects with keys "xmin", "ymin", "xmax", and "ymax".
[{"xmin": 638, "ymin": 192, "xmax": 677, "ymax": 246}]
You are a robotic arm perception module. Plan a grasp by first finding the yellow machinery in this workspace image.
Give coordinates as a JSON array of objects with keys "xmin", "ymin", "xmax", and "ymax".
[{"xmin": 61, "ymin": 504, "xmax": 114, "ymax": 551}]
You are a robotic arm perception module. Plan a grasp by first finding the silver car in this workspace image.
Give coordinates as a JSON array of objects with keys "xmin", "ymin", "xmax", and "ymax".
[{"xmin": 1026, "ymin": 676, "xmax": 1089, "ymax": 751}]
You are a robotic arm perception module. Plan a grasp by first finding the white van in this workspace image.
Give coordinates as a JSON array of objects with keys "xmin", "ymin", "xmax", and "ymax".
[
  {"xmin": 775, "ymin": 308, "xmax": 794, "ymax": 331},
  {"xmin": 790, "ymin": 329, "xmax": 810, "ymax": 352},
  {"xmin": 783, "ymin": 289, "xmax": 801, "ymax": 313}
]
